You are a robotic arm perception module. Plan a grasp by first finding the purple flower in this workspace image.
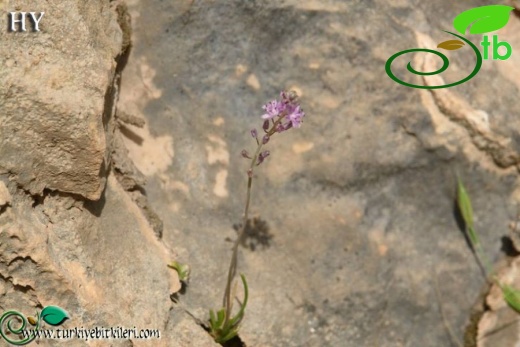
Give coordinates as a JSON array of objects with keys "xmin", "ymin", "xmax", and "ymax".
[
  {"xmin": 261, "ymin": 100, "xmax": 285, "ymax": 120},
  {"xmin": 286, "ymin": 105, "xmax": 304, "ymax": 128},
  {"xmin": 256, "ymin": 150, "xmax": 270, "ymax": 165},
  {"xmin": 258, "ymin": 91, "xmax": 305, "ymax": 133}
]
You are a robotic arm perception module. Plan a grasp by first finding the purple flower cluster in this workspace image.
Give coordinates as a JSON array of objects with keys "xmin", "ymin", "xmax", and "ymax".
[
  {"xmin": 244, "ymin": 91, "xmax": 305, "ymax": 167},
  {"xmin": 261, "ymin": 91, "xmax": 305, "ymax": 130}
]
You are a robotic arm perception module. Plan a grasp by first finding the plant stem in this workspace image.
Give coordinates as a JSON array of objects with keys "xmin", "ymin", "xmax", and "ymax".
[
  {"xmin": 222, "ymin": 141, "xmax": 264, "ymax": 326},
  {"xmin": 220, "ymin": 116, "xmax": 284, "ymax": 328},
  {"xmin": 474, "ymin": 241, "xmax": 493, "ymax": 281}
]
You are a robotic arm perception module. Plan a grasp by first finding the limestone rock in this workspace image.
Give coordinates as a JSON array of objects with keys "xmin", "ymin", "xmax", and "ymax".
[
  {"xmin": 477, "ymin": 257, "xmax": 520, "ymax": 347},
  {"xmin": 119, "ymin": 0, "xmax": 520, "ymax": 346},
  {"xmin": 3, "ymin": 0, "xmax": 520, "ymax": 346},
  {"xmin": 0, "ymin": 0, "xmax": 123, "ymax": 200},
  {"xmin": 0, "ymin": 1, "xmax": 186, "ymax": 346},
  {"xmin": 0, "ymin": 181, "xmax": 11, "ymax": 206}
]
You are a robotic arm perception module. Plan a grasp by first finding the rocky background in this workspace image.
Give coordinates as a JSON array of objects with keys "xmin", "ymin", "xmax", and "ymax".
[{"xmin": 2, "ymin": 0, "xmax": 520, "ymax": 346}]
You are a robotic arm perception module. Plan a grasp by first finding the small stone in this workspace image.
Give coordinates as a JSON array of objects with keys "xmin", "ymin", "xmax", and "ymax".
[{"xmin": 246, "ymin": 74, "xmax": 261, "ymax": 90}]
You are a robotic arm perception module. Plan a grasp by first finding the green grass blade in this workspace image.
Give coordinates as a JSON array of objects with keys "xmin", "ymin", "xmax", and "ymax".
[
  {"xmin": 500, "ymin": 282, "xmax": 520, "ymax": 313},
  {"xmin": 457, "ymin": 177, "xmax": 474, "ymax": 230},
  {"xmin": 467, "ymin": 226, "xmax": 480, "ymax": 249}
]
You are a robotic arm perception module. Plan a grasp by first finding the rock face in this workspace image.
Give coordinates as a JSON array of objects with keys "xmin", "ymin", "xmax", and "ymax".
[
  {"xmin": 477, "ymin": 256, "xmax": 520, "ymax": 347},
  {"xmin": 2, "ymin": 0, "xmax": 520, "ymax": 346},
  {"xmin": 0, "ymin": 0, "xmax": 122, "ymax": 199},
  {"xmin": 0, "ymin": 175, "xmax": 179, "ymax": 346},
  {"xmin": 0, "ymin": 1, "xmax": 184, "ymax": 346},
  {"xmin": 119, "ymin": 0, "xmax": 520, "ymax": 346}
]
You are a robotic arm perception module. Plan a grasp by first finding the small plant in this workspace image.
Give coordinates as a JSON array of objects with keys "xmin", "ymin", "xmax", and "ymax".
[
  {"xmin": 456, "ymin": 177, "xmax": 520, "ymax": 313},
  {"xmin": 209, "ymin": 274, "xmax": 248, "ymax": 343},
  {"xmin": 208, "ymin": 91, "xmax": 305, "ymax": 344},
  {"xmin": 168, "ymin": 261, "xmax": 191, "ymax": 284}
]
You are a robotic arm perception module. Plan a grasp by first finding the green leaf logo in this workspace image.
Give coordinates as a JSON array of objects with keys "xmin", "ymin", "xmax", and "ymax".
[
  {"xmin": 453, "ymin": 5, "xmax": 514, "ymax": 35},
  {"xmin": 437, "ymin": 39, "xmax": 465, "ymax": 51},
  {"xmin": 40, "ymin": 306, "xmax": 69, "ymax": 326}
]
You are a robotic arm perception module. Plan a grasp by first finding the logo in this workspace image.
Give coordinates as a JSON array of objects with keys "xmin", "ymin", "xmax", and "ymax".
[
  {"xmin": 385, "ymin": 5, "xmax": 514, "ymax": 89},
  {"xmin": 0, "ymin": 306, "xmax": 69, "ymax": 345}
]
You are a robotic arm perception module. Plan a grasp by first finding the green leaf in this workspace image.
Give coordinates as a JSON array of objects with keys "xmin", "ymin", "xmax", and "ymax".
[
  {"xmin": 457, "ymin": 177, "xmax": 474, "ymax": 231},
  {"xmin": 218, "ymin": 328, "xmax": 238, "ymax": 343},
  {"xmin": 228, "ymin": 274, "xmax": 249, "ymax": 328},
  {"xmin": 216, "ymin": 309, "xmax": 225, "ymax": 327},
  {"xmin": 500, "ymin": 283, "xmax": 520, "ymax": 313},
  {"xmin": 209, "ymin": 309, "xmax": 217, "ymax": 328},
  {"xmin": 453, "ymin": 5, "xmax": 514, "ymax": 35},
  {"xmin": 168, "ymin": 261, "xmax": 191, "ymax": 283},
  {"xmin": 41, "ymin": 306, "xmax": 69, "ymax": 326},
  {"xmin": 437, "ymin": 39, "xmax": 465, "ymax": 51}
]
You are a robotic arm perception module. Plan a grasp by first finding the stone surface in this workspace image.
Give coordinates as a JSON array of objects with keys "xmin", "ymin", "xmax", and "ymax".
[
  {"xmin": 117, "ymin": 0, "xmax": 520, "ymax": 346},
  {"xmin": 0, "ymin": 0, "xmax": 122, "ymax": 200},
  {"xmin": 0, "ymin": 1, "xmax": 185, "ymax": 346},
  {"xmin": 2, "ymin": 0, "xmax": 520, "ymax": 346},
  {"xmin": 477, "ymin": 257, "xmax": 520, "ymax": 347},
  {"xmin": 0, "ymin": 181, "xmax": 11, "ymax": 206},
  {"xmin": 0, "ymin": 173, "xmax": 181, "ymax": 346},
  {"xmin": 167, "ymin": 309, "xmax": 220, "ymax": 347}
]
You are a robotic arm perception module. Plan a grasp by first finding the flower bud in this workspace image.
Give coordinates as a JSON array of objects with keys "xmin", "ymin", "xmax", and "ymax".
[
  {"xmin": 256, "ymin": 150, "xmax": 270, "ymax": 165},
  {"xmin": 241, "ymin": 149, "xmax": 251, "ymax": 159},
  {"xmin": 263, "ymin": 120, "xmax": 270, "ymax": 131},
  {"xmin": 275, "ymin": 123, "xmax": 284, "ymax": 133},
  {"xmin": 247, "ymin": 169, "xmax": 253, "ymax": 177},
  {"xmin": 250, "ymin": 129, "xmax": 258, "ymax": 138},
  {"xmin": 262, "ymin": 135, "xmax": 269, "ymax": 144}
]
